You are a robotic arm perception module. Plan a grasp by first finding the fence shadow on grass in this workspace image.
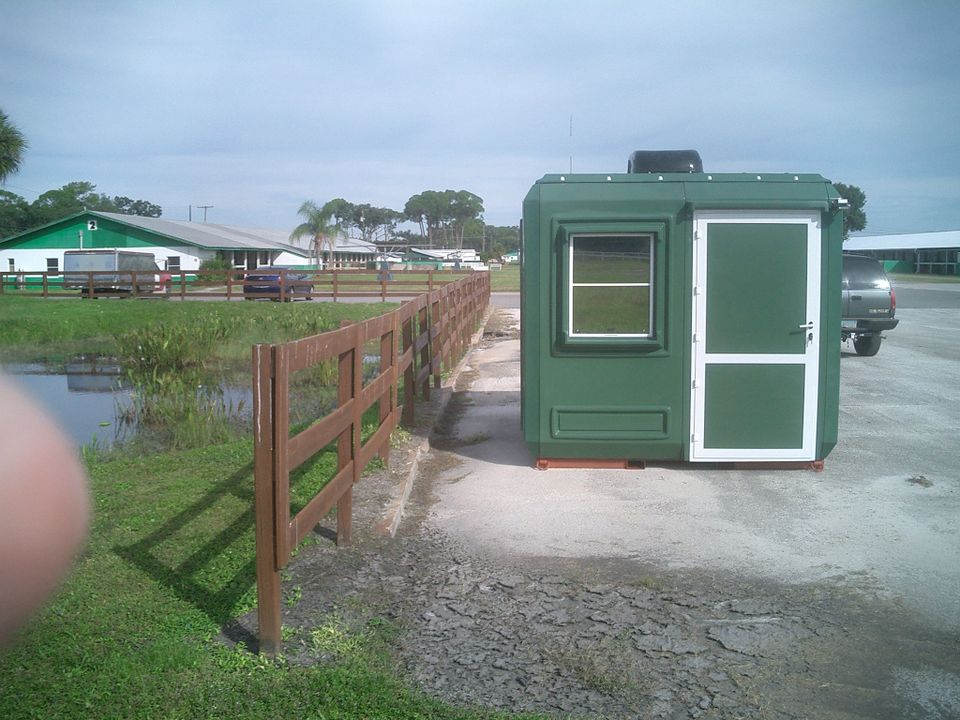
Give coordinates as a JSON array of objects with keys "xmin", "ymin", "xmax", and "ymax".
[{"xmin": 112, "ymin": 460, "xmax": 260, "ymax": 633}]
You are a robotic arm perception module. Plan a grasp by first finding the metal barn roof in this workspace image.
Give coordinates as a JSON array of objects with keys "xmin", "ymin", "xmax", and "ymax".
[
  {"xmin": 92, "ymin": 213, "xmax": 380, "ymax": 256},
  {"xmin": 0, "ymin": 210, "xmax": 384, "ymax": 257},
  {"xmin": 845, "ymin": 230, "xmax": 960, "ymax": 251},
  {"xmin": 409, "ymin": 247, "xmax": 480, "ymax": 260},
  {"xmin": 90, "ymin": 212, "xmax": 310, "ymax": 255}
]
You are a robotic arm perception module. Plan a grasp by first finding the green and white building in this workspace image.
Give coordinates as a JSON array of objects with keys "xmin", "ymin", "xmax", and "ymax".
[
  {"xmin": 0, "ymin": 211, "xmax": 381, "ymax": 274},
  {"xmin": 845, "ymin": 230, "xmax": 960, "ymax": 275}
]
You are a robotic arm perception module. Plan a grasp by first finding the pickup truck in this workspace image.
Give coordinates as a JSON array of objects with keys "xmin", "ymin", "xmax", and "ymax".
[{"xmin": 842, "ymin": 254, "xmax": 899, "ymax": 356}]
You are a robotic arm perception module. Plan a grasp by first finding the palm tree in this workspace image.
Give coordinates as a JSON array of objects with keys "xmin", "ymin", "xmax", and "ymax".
[
  {"xmin": 289, "ymin": 200, "xmax": 339, "ymax": 268},
  {"xmin": 0, "ymin": 109, "xmax": 27, "ymax": 184}
]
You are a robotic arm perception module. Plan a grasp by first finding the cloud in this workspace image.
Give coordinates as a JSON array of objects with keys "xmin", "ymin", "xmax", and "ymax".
[{"xmin": 2, "ymin": 0, "xmax": 958, "ymax": 232}]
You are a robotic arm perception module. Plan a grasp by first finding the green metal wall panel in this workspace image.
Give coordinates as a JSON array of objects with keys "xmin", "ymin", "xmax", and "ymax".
[
  {"xmin": 520, "ymin": 190, "xmax": 541, "ymax": 449},
  {"xmin": 551, "ymin": 406, "xmax": 668, "ymax": 439},
  {"xmin": 703, "ymin": 364, "xmax": 805, "ymax": 449},
  {"xmin": 522, "ymin": 178, "xmax": 688, "ymax": 461},
  {"xmin": 816, "ymin": 206, "xmax": 843, "ymax": 459},
  {"xmin": 705, "ymin": 223, "xmax": 807, "ymax": 354},
  {"xmin": 2, "ymin": 216, "xmax": 176, "ymax": 251}
]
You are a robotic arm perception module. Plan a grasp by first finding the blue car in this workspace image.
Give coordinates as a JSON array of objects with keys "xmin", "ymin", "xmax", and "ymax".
[{"xmin": 243, "ymin": 267, "xmax": 314, "ymax": 301}]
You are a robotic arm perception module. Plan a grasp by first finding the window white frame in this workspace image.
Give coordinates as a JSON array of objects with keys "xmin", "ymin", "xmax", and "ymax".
[{"xmin": 567, "ymin": 233, "xmax": 654, "ymax": 338}]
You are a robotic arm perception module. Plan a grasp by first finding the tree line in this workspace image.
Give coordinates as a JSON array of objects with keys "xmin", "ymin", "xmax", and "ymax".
[
  {"xmin": 291, "ymin": 192, "xmax": 520, "ymax": 263},
  {"xmin": 0, "ymin": 181, "xmax": 162, "ymax": 237}
]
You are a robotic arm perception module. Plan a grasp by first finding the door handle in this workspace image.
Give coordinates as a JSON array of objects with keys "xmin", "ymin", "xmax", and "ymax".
[{"xmin": 798, "ymin": 321, "xmax": 815, "ymax": 330}]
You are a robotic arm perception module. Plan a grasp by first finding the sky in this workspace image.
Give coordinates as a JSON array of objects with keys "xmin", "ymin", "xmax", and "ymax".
[{"xmin": 1, "ymin": 0, "xmax": 959, "ymax": 235}]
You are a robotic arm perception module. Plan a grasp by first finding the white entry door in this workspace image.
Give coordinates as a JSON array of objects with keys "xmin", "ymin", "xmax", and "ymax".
[{"xmin": 690, "ymin": 211, "xmax": 821, "ymax": 461}]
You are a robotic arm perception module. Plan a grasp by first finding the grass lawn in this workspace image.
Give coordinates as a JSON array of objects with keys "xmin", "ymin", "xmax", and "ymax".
[
  {"xmin": 0, "ymin": 296, "xmax": 394, "ymax": 364},
  {"xmin": 489, "ymin": 265, "xmax": 519, "ymax": 292},
  {"xmin": 0, "ymin": 441, "xmax": 533, "ymax": 719},
  {"xmin": 0, "ymin": 295, "xmax": 538, "ymax": 719},
  {"xmin": 889, "ymin": 272, "xmax": 960, "ymax": 284}
]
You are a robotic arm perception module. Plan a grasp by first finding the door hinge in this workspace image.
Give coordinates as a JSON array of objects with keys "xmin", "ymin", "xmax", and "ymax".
[
  {"xmin": 691, "ymin": 433, "xmax": 697, "ymax": 443},
  {"xmin": 692, "ymin": 379, "xmax": 699, "ymax": 389},
  {"xmin": 694, "ymin": 230, "xmax": 702, "ymax": 241},
  {"xmin": 693, "ymin": 285, "xmax": 700, "ymax": 296},
  {"xmin": 692, "ymin": 332, "xmax": 699, "ymax": 343}
]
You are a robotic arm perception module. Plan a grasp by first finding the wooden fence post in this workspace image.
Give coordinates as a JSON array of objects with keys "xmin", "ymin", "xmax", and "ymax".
[
  {"xmin": 378, "ymin": 325, "xmax": 394, "ymax": 464},
  {"xmin": 272, "ymin": 345, "xmax": 291, "ymax": 568},
  {"xmin": 431, "ymin": 295, "xmax": 442, "ymax": 389},
  {"xmin": 253, "ymin": 344, "xmax": 282, "ymax": 656},
  {"xmin": 418, "ymin": 303, "xmax": 431, "ymax": 402},
  {"xmin": 402, "ymin": 311, "xmax": 415, "ymax": 425},
  {"xmin": 336, "ymin": 327, "xmax": 354, "ymax": 547}
]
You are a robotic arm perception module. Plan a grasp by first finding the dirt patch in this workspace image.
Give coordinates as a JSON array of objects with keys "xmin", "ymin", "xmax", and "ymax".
[{"xmin": 481, "ymin": 309, "xmax": 521, "ymax": 341}]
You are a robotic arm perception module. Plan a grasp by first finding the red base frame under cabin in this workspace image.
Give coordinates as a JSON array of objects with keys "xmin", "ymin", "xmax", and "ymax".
[{"xmin": 535, "ymin": 458, "xmax": 825, "ymax": 472}]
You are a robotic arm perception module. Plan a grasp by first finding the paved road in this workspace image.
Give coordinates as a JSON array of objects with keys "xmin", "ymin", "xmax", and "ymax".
[{"xmin": 894, "ymin": 281, "xmax": 960, "ymax": 309}]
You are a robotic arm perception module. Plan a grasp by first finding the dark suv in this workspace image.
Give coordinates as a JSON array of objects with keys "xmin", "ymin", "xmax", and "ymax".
[
  {"xmin": 842, "ymin": 254, "xmax": 898, "ymax": 356},
  {"xmin": 243, "ymin": 267, "xmax": 314, "ymax": 301}
]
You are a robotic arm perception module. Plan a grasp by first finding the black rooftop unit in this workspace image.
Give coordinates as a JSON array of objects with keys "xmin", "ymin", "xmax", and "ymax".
[{"xmin": 627, "ymin": 149, "xmax": 703, "ymax": 174}]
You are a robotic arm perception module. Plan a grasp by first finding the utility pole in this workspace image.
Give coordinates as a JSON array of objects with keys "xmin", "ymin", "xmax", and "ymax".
[{"xmin": 197, "ymin": 205, "xmax": 213, "ymax": 222}]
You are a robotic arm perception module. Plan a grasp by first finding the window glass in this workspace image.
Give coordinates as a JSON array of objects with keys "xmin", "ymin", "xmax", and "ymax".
[
  {"xmin": 844, "ymin": 255, "xmax": 888, "ymax": 290},
  {"xmin": 167, "ymin": 256, "xmax": 181, "ymax": 272},
  {"xmin": 569, "ymin": 234, "xmax": 653, "ymax": 337},
  {"xmin": 46, "ymin": 257, "xmax": 59, "ymax": 273},
  {"xmin": 573, "ymin": 236, "xmax": 650, "ymax": 284}
]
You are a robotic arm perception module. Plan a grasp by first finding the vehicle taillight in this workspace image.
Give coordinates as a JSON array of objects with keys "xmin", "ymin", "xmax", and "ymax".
[{"xmin": 890, "ymin": 287, "xmax": 896, "ymax": 314}]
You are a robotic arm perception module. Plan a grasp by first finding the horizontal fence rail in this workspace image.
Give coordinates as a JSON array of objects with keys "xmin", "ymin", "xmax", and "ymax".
[
  {"xmin": 253, "ymin": 272, "xmax": 490, "ymax": 654},
  {"xmin": 0, "ymin": 267, "xmax": 477, "ymax": 301}
]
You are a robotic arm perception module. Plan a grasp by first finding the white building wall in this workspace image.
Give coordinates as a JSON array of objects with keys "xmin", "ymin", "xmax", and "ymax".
[
  {"xmin": 1, "ymin": 248, "xmax": 61, "ymax": 273},
  {"xmin": 0, "ymin": 245, "xmax": 212, "ymax": 274},
  {"xmin": 273, "ymin": 250, "xmax": 310, "ymax": 266},
  {"xmin": 145, "ymin": 245, "xmax": 210, "ymax": 272}
]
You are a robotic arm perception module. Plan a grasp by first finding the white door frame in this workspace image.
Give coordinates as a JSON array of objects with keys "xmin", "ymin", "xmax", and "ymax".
[{"xmin": 690, "ymin": 210, "xmax": 821, "ymax": 461}]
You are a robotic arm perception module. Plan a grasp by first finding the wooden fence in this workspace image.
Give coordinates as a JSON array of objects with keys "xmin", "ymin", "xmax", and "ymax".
[
  {"xmin": 252, "ymin": 272, "xmax": 490, "ymax": 654},
  {"xmin": 0, "ymin": 267, "xmax": 474, "ymax": 301}
]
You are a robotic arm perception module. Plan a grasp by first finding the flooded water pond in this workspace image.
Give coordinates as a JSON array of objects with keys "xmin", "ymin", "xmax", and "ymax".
[
  {"xmin": 3, "ymin": 358, "xmax": 252, "ymax": 451},
  {"xmin": 3, "ymin": 353, "xmax": 375, "ymax": 453}
]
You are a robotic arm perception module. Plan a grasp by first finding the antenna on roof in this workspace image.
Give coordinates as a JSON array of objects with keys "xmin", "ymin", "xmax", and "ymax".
[{"xmin": 197, "ymin": 205, "xmax": 213, "ymax": 222}]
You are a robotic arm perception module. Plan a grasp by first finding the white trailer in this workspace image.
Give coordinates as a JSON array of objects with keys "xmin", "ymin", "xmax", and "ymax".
[{"xmin": 63, "ymin": 249, "xmax": 163, "ymax": 295}]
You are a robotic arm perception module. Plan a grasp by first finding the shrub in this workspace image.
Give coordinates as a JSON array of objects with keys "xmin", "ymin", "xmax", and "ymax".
[{"xmin": 196, "ymin": 256, "xmax": 234, "ymax": 285}]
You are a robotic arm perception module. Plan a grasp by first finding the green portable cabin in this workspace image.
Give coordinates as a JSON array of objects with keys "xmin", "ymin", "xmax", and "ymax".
[{"xmin": 521, "ymin": 151, "xmax": 845, "ymax": 466}]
